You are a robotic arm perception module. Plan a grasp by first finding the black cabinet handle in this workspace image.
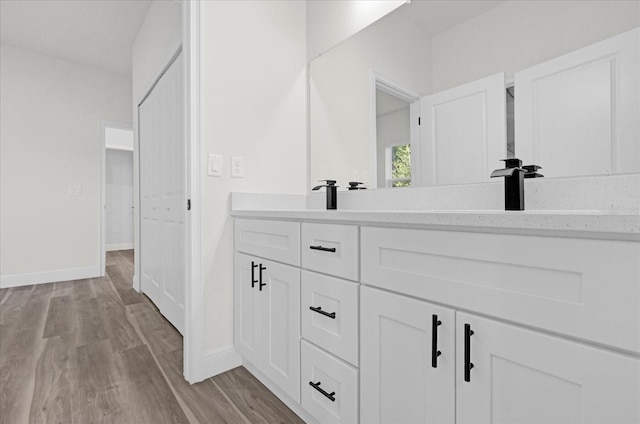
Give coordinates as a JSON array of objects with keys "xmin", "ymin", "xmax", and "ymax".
[
  {"xmin": 309, "ymin": 245, "xmax": 336, "ymax": 253},
  {"xmin": 309, "ymin": 381, "xmax": 336, "ymax": 402},
  {"xmin": 464, "ymin": 323, "xmax": 475, "ymax": 382},
  {"xmin": 259, "ymin": 264, "xmax": 267, "ymax": 291},
  {"xmin": 309, "ymin": 306, "xmax": 336, "ymax": 319},
  {"xmin": 432, "ymin": 314, "xmax": 442, "ymax": 368},
  {"xmin": 251, "ymin": 261, "xmax": 258, "ymax": 288}
]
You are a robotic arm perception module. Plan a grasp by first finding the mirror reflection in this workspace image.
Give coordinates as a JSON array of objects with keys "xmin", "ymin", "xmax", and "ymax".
[{"xmin": 309, "ymin": 0, "xmax": 640, "ymax": 189}]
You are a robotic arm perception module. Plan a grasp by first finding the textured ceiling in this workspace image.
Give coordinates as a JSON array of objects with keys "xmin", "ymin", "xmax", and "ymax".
[{"xmin": 1, "ymin": 0, "xmax": 153, "ymax": 75}]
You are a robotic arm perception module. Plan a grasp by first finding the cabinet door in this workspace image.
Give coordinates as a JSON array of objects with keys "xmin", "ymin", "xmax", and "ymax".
[
  {"xmin": 361, "ymin": 286, "xmax": 455, "ymax": 424},
  {"xmin": 457, "ymin": 312, "xmax": 640, "ymax": 424},
  {"xmin": 261, "ymin": 259, "xmax": 301, "ymax": 403},
  {"xmin": 234, "ymin": 253, "xmax": 262, "ymax": 367}
]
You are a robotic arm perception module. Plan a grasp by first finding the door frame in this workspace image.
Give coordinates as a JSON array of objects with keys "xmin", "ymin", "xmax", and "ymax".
[
  {"xmin": 369, "ymin": 71, "xmax": 421, "ymax": 188},
  {"xmin": 183, "ymin": 0, "xmax": 203, "ymax": 383},
  {"xmin": 133, "ymin": 0, "xmax": 203, "ymax": 383},
  {"xmin": 100, "ymin": 120, "xmax": 134, "ymax": 277}
]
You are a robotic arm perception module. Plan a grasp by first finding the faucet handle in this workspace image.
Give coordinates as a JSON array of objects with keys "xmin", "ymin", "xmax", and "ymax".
[
  {"xmin": 500, "ymin": 158, "xmax": 523, "ymax": 168},
  {"xmin": 348, "ymin": 181, "xmax": 367, "ymax": 190},
  {"xmin": 523, "ymin": 164, "xmax": 544, "ymax": 178}
]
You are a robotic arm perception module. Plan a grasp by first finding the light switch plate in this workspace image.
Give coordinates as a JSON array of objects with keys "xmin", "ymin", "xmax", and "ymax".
[
  {"xmin": 208, "ymin": 154, "xmax": 222, "ymax": 177},
  {"xmin": 231, "ymin": 156, "xmax": 244, "ymax": 178},
  {"xmin": 68, "ymin": 185, "xmax": 82, "ymax": 196}
]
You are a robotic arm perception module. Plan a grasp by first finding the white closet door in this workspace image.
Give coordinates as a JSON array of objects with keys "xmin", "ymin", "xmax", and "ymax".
[
  {"xmin": 420, "ymin": 73, "xmax": 506, "ymax": 186},
  {"xmin": 515, "ymin": 28, "xmax": 639, "ymax": 178},
  {"xmin": 139, "ymin": 52, "xmax": 185, "ymax": 334}
]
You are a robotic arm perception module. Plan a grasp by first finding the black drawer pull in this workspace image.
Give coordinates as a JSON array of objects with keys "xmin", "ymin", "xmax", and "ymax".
[
  {"xmin": 251, "ymin": 261, "xmax": 258, "ymax": 288},
  {"xmin": 259, "ymin": 264, "xmax": 267, "ymax": 291},
  {"xmin": 464, "ymin": 323, "xmax": 474, "ymax": 382},
  {"xmin": 309, "ymin": 245, "xmax": 336, "ymax": 253},
  {"xmin": 309, "ymin": 381, "xmax": 336, "ymax": 402},
  {"xmin": 432, "ymin": 314, "xmax": 442, "ymax": 368},
  {"xmin": 309, "ymin": 306, "xmax": 336, "ymax": 319}
]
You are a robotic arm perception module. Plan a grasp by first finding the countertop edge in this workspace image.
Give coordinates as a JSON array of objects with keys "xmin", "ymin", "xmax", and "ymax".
[{"xmin": 230, "ymin": 210, "xmax": 640, "ymax": 242}]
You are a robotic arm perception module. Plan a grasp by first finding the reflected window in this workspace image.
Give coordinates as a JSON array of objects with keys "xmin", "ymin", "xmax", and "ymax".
[{"xmin": 386, "ymin": 143, "xmax": 411, "ymax": 187}]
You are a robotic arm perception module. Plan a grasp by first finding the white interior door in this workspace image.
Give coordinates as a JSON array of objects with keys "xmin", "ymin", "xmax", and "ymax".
[
  {"xmin": 515, "ymin": 28, "xmax": 639, "ymax": 177},
  {"xmin": 420, "ymin": 73, "xmax": 506, "ymax": 186},
  {"xmin": 139, "ymin": 52, "xmax": 185, "ymax": 334}
]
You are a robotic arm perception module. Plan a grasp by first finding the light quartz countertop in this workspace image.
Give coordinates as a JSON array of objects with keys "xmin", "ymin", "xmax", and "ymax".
[
  {"xmin": 231, "ymin": 208, "xmax": 640, "ymax": 241},
  {"xmin": 231, "ymin": 175, "xmax": 640, "ymax": 241}
]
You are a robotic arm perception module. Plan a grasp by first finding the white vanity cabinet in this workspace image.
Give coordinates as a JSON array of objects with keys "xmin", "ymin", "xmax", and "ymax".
[
  {"xmin": 362, "ymin": 285, "xmax": 640, "ymax": 424},
  {"xmin": 300, "ymin": 222, "xmax": 360, "ymax": 424},
  {"xmin": 234, "ymin": 253, "xmax": 301, "ymax": 403},
  {"xmin": 360, "ymin": 226, "xmax": 640, "ymax": 424},
  {"xmin": 234, "ymin": 219, "xmax": 301, "ymax": 403},
  {"xmin": 456, "ymin": 312, "xmax": 640, "ymax": 424},
  {"xmin": 233, "ymin": 215, "xmax": 640, "ymax": 424},
  {"xmin": 360, "ymin": 287, "xmax": 455, "ymax": 424}
]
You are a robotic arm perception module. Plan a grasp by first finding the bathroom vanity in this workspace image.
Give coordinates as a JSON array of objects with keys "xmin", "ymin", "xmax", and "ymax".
[{"xmin": 231, "ymin": 179, "xmax": 640, "ymax": 424}]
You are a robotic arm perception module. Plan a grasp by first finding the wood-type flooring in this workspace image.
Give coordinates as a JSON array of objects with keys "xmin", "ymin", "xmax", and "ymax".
[{"xmin": 0, "ymin": 250, "xmax": 305, "ymax": 424}]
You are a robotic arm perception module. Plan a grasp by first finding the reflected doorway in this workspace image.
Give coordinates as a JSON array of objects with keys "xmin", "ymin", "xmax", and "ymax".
[{"xmin": 372, "ymin": 76, "xmax": 420, "ymax": 189}]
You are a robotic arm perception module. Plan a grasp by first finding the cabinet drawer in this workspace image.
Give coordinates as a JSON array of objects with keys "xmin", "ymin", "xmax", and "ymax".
[
  {"xmin": 302, "ymin": 271, "xmax": 359, "ymax": 366},
  {"xmin": 301, "ymin": 340, "xmax": 358, "ymax": 424},
  {"xmin": 361, "ymin": 226, "xmax": 640, "ymax": 354},
  {"xmin": 301, "ymin": 223, "xmax": 358, "ymax": 280},
  {"xmin": 235, "ymin": 219, "xmax": 300, "ymax": 266}
]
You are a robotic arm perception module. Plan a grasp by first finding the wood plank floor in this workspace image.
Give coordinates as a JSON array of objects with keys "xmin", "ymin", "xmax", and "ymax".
[{"xmin": 0, "ymin": 251, "xmax": 305, "ymax": 424}]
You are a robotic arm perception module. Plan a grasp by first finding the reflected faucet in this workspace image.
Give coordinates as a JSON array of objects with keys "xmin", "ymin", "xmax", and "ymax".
[{"xmin": 491, "ymin": 158, "xmax": 543, "ymax": 211}]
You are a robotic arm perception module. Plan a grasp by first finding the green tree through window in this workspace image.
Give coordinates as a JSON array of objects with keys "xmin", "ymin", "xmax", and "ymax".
[{"xmin": 391, "ymin": 144, "xmax": 411, "ymax": 187}]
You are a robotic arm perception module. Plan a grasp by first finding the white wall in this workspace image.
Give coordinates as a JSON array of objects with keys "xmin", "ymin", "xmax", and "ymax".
[
  {"xmin": 309, "ymin": 10, "xmax": 431, "ymax": 188},
  {"xmin": 132, "ymin": 0, "xmax": 182, "ymax": 103},
  {"xmin": 307, "ymin": 0, "xmax": 405, "ymax": 61},
  {"xmin": 200, "ymin": 0, "xmax": 307, "ymax": 353},
  {"xmin": 0, "ymin": 44, "xmax": 132, "ymax": 285},
  {"xmin": 431, "ymin": 0, "xmax": 640, "ymax": 92},
  {"xmin": 106, "ymin": 149, "xmax": 134, "ymax": 250}
]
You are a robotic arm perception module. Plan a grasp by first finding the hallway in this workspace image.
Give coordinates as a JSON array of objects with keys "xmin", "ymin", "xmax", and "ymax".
[{"xmin": 0, "ymin": 251, "xmax": 304, "ymax": 424}]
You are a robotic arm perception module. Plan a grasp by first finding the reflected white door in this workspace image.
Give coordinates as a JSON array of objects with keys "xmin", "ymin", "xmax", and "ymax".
[
  {"xmin": 420, "ymin": 73, "xmax": 506, "ymax": 186},
  {"xmin": 515, "ymin": 28, "xmax": 639, "ymax": 177},
  {"xmin": 139, "ymin": 53, "xmax": 185, "ymax": 334}
]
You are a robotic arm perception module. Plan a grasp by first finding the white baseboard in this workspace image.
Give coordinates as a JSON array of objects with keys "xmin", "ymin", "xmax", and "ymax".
[
  {"xmin": 106, "ymin": 243, "xmax": 134, "ymax": 251},
  {"xmin": 0, "ymin": 266, "xmax": 101, "ymax": 289},
  {"xmin": 194, "ymin": 346, "xmax": 242, "ymax": 382},
  {"xmin": 243, "ymin": 361, "xmax": 318, "ymax": 424}
]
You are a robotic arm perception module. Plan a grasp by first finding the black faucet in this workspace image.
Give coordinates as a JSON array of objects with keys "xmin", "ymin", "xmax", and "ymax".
[
  {"xmin": 312, "ymin": 180, "xmax": 338, "ymax": 210},
  {"xmin": 490, "ymin": 158, "xmax": 543, "ymax": 211},
  {"xmin": 347, "ymin": 181, "xmax": 367, "ymax": 190}
]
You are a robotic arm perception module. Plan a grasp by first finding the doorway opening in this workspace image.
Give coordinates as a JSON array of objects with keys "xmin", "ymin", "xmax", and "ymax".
[
  {"xmin": 101, "ymin": 123, "xmax": 134, "ymax": 275},
  {"xmin": 371, "ymin": 73, "xmax": 421, "ymax": 188}
]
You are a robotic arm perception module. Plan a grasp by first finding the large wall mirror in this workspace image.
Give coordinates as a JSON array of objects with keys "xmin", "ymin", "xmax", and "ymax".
[{"xmin": 309, "ymin": 0, "xmax": 640, "ymax": 190}]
